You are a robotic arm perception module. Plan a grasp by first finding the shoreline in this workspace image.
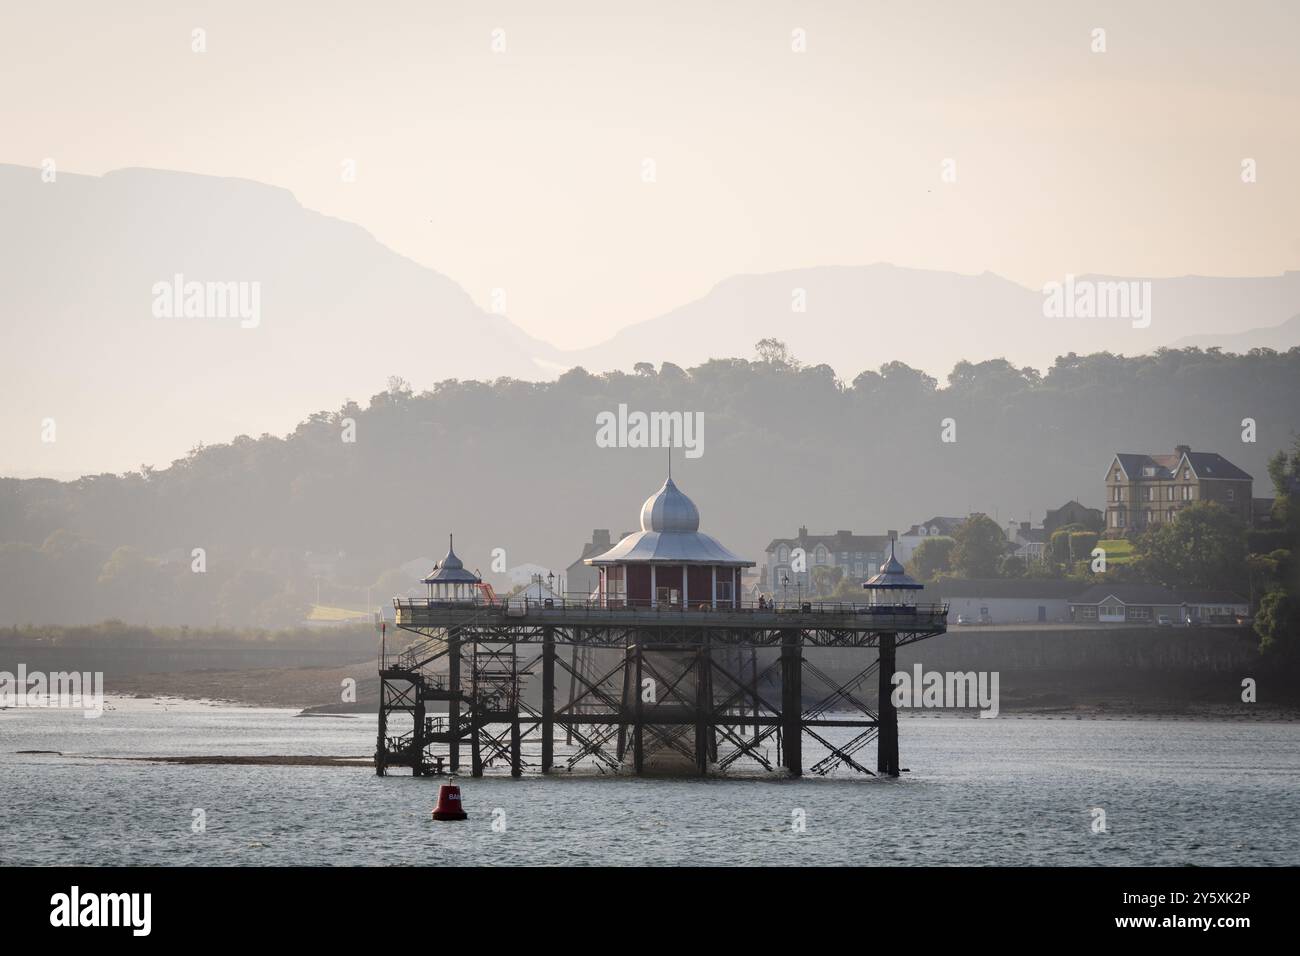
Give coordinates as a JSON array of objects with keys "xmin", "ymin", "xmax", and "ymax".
[
  {"xmin": 94, "ymin": 671, "xmax": 1300, "ymax": 722},
  {"xmin": 7, "ymin": 690, "xmax": 1297, "ymax": 724}
]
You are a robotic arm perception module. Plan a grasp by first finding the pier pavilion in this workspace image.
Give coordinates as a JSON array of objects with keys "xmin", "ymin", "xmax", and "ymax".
[
  {"xmin": 584, "ymin": 477, "xmax": 753, "ymax": 609},
  {"xmin": 375, "ymin": 476, "xmax": 948, "ymax": 779}
]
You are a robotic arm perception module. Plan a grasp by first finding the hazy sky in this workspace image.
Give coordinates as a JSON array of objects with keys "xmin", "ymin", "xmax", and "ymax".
[{"xmin": 3, "ymin": 0, "xmax": 1298, "ymax": 348}]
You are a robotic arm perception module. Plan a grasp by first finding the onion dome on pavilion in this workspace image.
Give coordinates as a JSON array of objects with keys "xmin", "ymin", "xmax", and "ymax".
[
  {"xmin": 863, "ymin": 540, "xmax": 923, "ymax": 594},
  {"xmin": 422, "ymin": 535, "xmax": 481, "ymax": 585},
  {"xmin": 586, "ymin": 478, "xmax": 753, "ymax": 567}
]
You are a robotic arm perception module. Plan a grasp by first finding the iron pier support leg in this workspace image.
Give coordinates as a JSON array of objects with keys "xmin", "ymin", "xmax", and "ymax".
[
  {"xmin": 413, "ymin": 692, "xmax": 426, "ymax": 777},
  {"xmin": 695, "ymin": 645, "xmax": 709, "ymax": 776},
  {"xmin": 510, "ymin": 632, "xmax": 522, "ymax": 779},
  {"xmin": 781, "ymin": 630, "xmax": 802, "ymax": 777},
  {"xmin": 448, "ymin": 633, "xmax": 461, "ymax": 775},
  {"xmin": 542, "ymin": 626, "xmax": 555, "ymax": 773},
  {"xmin": 565, "ymin": 645, "xmax": 579, "ymax": 746},
  {"xmin": 706, "ymin": 645, "xmax": 717, "ymax": 763},
  {"xmin": 877, "ymin": 633, "xmax": 899, "ymax": 777},
  {"xmin": 633, "ymin": 643, "xmax": 645, "ymax": 776},
  {"xmin": 375, "ymin": 679, "xmax": 387, "ymax": 776},
  {"xmin": 617, "ymin": 643, "xmax": 633, "ymax": 760},
  {"xmin": 470, "ymin": 702, "xmax": 483, "ymax": 778}
]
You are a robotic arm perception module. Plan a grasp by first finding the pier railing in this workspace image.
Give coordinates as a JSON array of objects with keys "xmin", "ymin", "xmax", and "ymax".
[{"xmin": 390, "ymin": 595, "xmax": 949, "ymax": 633}]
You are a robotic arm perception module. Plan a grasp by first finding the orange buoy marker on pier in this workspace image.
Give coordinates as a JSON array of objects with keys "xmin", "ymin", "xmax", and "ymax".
[{"xmin": 431, "ymin": 777, "xmax": 468, "ymax": 821}]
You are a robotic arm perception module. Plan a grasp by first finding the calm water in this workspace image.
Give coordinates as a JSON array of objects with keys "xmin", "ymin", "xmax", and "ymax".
[{"xmin": 2, "ymin": 697, "xmax": 1298, "ymax": 866}]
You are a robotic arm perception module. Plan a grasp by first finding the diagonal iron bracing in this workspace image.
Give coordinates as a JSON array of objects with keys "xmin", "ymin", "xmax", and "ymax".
[
  {"xmin": 804, "ymin": 659, "xmax": 879, "ymax": 723},
  {"xmin": 554, "ymin": 653, "xmax": 626, "ymax": 718},
  {"xmin": 375, "ymin": 608, "xmax": 944, "ymax": 779},
  {"xmin": 807, "ymin": 727, "xmax": 877, "ymax": 776}
]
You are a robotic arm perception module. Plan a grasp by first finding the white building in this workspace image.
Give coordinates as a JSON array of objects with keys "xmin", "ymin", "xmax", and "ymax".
[
  {"xmin": 894, "ymin": 516, "xmax": 964, "ymax": 565},
  {"xmin": 1005, "ymin": 521, "xmax": 1048, "ymax": 565},
  {"xmin": 936, "ymin": 578, "xmax": 1082, "ymax": 625}
]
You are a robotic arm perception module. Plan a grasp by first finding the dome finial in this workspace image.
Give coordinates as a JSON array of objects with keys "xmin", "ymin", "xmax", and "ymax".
[{"xmin": 640, "ymin": 476, "xmax": 700, "ymax": 533}]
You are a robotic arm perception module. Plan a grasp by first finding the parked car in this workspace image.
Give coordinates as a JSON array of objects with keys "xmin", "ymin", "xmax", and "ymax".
[{"xmin": 1156, "ymin": 615, "xmax": 1172, "ymax": 627}]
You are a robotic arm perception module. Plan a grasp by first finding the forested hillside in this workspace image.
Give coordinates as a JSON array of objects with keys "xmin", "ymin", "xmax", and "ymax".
[{"xmin": 2, "ymin": 345, "xmax": 1297, "ymax": 627}]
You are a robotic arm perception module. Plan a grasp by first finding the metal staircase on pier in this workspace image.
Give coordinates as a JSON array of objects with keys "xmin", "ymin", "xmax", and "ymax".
[{"xmin": 377, "ymin": 602, "xmax": 538, "ymax": 776}]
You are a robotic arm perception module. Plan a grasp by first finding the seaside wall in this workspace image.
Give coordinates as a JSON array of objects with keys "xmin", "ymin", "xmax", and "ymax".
[
  {"xmin": 895, "ymin": 625, "xmax": 1260, "ymax": 672},
  {"xmin": 810, "ymin": 626, "xmax": 1282, "ymax": 710},
  {"xmin": 0, "ymin": 641, "xmax": 374, "ymax": 676}
]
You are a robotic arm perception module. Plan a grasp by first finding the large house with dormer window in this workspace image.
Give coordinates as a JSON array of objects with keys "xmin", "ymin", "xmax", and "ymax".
[
  {"xmin": 1104, "ymin": 444, "xmax": 1252, "ymax": 535},
  {"xmin": 764, "ymin": 527, "xmax": 895, "ymax": 599},
  {"xmin": 893, "ymin": 515, "xmax": 965, "ymax": 564}
]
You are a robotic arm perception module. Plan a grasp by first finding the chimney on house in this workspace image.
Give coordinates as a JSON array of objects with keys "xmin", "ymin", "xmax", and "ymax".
[
  {"xmin": 593, "ymin": 529, "xmax": 611, "ymax": 548},
  {"xmin": 798, "ymin": 525, "xmax": 808, "ymax": 538},
  {"xmin": 1020, "ymin": 521, "xmax": 1030, "ymax": 533},
  {"xmin": 1175, "ymin": 444, "xmax": 1191, "ymax": 457}
]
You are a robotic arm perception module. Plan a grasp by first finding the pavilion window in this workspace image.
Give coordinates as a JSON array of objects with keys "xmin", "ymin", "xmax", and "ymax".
[{"xmin": 607, "ymin": 566, "xmax": 626, "ymax": 605}]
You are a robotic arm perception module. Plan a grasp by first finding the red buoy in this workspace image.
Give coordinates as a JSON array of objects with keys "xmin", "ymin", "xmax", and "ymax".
[{"xmin": 431, "ymin": 782, "xmax": 468, "ymax": 821}]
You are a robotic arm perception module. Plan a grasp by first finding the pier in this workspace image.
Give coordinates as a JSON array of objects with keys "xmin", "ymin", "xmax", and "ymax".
[
  {"xmin": 375, "ymin": 476, "xmax": 947, "ymax": 779},
  {"xmin": 375, "ymin": 597, "xmax": 947, "ymax": 778}
]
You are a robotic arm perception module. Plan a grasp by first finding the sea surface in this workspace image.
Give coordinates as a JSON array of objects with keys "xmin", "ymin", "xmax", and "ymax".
[{"xmin": 2, "ymin": 697, "xmax": 1298, "ymax": 866}]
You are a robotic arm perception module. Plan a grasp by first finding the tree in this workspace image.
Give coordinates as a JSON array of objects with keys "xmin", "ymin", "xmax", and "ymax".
[
  {"xmin": 754, "ymin": 338, "xmax": 799, "ymax": 368},
  {"xmin": 95, "ymin": 546, "xmax": 170, "ymax": 621},
  {"xmin": 1049, "ymin": 530, "xmax": 1072, "ymax": 565},
  {"xmin": 1132, "ymin": 502, "xmax": 1247, "ymax": 592},
  {"xmin": 1023, "ymin": 560, "xmax": 1066, "ymax": 580},
  {"xmin": 850, "ymin": 369, "xmax": 884, "ymax": 396},
  {"xmin": 811, "ymin": 565, "xmax": 844, "ymax": 597},
  {"xmin": 999, "ymin": 554, "xmax": 1027, "ymax": 578},
  {"xmin": 1255, "ymin": 589, "xmax": 1300, "ymax": 664},
  {"xmin": 633, "ymin": 362, "xmax": 655, "ymax": 377},
  {"xmin": 1264, "ymin": 436, "xmax": 1300, "ymax": 533},
  {"xmin": 217, "ymin": 569, "xmax": 282, "ymax": 624},
  {"xmin": 877, "ymin": 360, "xmax": 937, "ymax": 395},
  {"xmin": 946, "ymin": 359, "xmax": 1040, "ymax": 398},
  {"xmin": 658, "ymin": 362, "xmax": 688, "ymax": 381},
  {"xmin": 97, "ymin": 546, "xmax": 157, "ymax": 590},
  {"xmin": 40, "ymin": 529, "xmax": 108, "ymax": 584},
  {"xmin": 1251, "ymin": 440, "xmax": 1300, "ymax": 658},
  {"xmin": 909, "ymin": 537, "xmax": 955, "ymax": 581},
  {"xmin": 1069, "ymin": 531, "xmax": 1099, "ymax": 562},
  {"xmin": 1048, "ymin": 524, "xmax": 1084, "ymax": 565},
  {"xmin": 951, "ymin": 514, "xmax": 1008, "ymax": 578}
]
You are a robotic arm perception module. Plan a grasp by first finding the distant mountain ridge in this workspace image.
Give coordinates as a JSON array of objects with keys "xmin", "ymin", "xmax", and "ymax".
[
  {"xmin": 1169, "ymin": 313, "xmax": 1300, "ymax": 352},
  {"xmin": 565, "ymin": 265, "xmax": 1300, "ymax": 377},
  {"xmin": 0, "ymin": 164, "xmax": 563, "ymax": 475},
  {"xmin": 3, "ymin": 163, "xmax": 1299, "ymax": 475}
]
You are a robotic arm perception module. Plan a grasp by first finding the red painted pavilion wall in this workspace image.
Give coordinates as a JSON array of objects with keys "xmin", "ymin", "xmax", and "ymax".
[
  {"xmin": 627, "ymin": 565, "xmax": 651, "ymax": 604},
  {"xmin": 687, "ymin": 566, "xmax": 712, "ymax": 605}
]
